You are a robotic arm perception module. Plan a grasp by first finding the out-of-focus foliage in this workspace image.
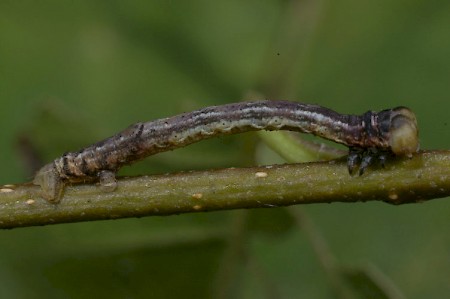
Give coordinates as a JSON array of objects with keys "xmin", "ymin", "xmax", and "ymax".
[{"xmin": 0, "ymin": 1, "xmax": 449, "ymax": 298}]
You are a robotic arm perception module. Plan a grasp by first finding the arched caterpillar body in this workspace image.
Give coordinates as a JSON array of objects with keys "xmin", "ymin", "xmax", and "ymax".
[{"xmin": 34, "ymin": 100, "xmax": 419, "ymax": 202}]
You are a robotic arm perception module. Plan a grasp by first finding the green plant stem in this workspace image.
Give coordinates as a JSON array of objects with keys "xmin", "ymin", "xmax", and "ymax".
[{"xmin": 1, "ymin": 150, "xmax": 449, "ymax": 229}]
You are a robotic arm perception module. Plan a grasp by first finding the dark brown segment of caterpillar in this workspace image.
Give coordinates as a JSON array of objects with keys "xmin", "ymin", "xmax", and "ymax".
[{"xmin": 33, "ymin": 100, "xmax": 419, "ymax": 202}]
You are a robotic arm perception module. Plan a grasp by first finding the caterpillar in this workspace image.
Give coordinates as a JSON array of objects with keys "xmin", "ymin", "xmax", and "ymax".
[{"xmin": 33, "ymin": 100, "xmax": 419, "ymax": 202}]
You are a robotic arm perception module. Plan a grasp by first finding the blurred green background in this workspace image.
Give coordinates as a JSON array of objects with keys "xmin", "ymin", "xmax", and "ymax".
[{"xmin": 1, "ymin": 0, "xmax": 449, "ymax": 298}]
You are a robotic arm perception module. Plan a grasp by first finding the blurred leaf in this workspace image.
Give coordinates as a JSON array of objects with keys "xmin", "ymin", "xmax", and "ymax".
[
  {"xmin": 341, "ymin": 264, "xmax": 405, "ymax": 299},
  {"xmin": 246, "ymin": 208, "xmax": 295, "ymax": 236}
]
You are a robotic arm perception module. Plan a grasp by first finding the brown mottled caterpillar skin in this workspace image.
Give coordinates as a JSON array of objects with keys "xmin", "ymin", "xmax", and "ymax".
[{"xmin": 33, "ymin": 100, "xmax": 419, "ymax": 202}]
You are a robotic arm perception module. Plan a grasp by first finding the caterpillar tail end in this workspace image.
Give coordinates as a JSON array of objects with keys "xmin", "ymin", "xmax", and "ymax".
[{"xmin": 33, "ymin": 162, "xmax": 64, "ymax": 203}]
